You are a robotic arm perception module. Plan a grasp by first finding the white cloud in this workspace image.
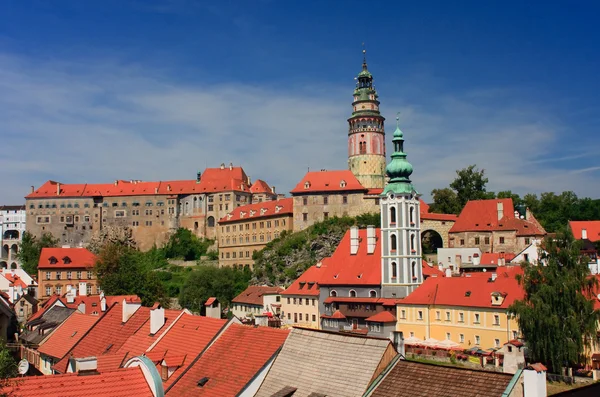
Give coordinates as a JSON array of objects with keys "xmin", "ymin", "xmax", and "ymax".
[{"xmin": 0, "ymin": 52, "xmax": 597, "ymax": 205}]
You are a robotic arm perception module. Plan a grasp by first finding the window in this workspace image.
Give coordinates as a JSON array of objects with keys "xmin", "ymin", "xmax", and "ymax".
[
  {"xmin": 208, "ymin": 205, "xmax": 214, "ymax": 212},
  {"xmin": 45, "ymin": 286, "xmax": 51, "ymax": 296},
  {"xmin": 475, "ymin": 335, "xmax": 481, "ymax": 345},
  {"xmin": 349, "ymin": 290, "xmax": 356, "ymax": 297},
  {"xmin": 474, "ymin": 237, "xmax": 480, "ymax": 245},
  {"xmin": 299, "ymin": 313, "xmax": 303, "ymax": 321},
  {"xmin": 494, "ymin": 339, "xmax": 500, "ymax": 348},
  {"xmin": 459, "ymin": 312, "xmax": 464, "ymax": 322},
  {"xmin": 390, "ymin": 207, "xmax": 396, "ymax": 224},
  {"xmin": 56, "ymin": 285, "xmax": 62, "ymax": 295},
  {"xmin": 87, "ymin": 284, "xmax": 92, "ymax": 295},
  {"xmin": 459, "ymin": 334, "xmax": 465, "ymax": 343},
  {"xmin": 525, "ymin": 237, "xmax": 531, "ymax": 245},
  {"xmin": 474, "ymin": 313, "xmax": 480, "ymax": 324},
  {"xmin": 446, "ymin": 332, "xmax": 451, "ymax": 340},
  {"xmin": 312, "ymin": 299, "xmax": 316, "ymax": 306},
  {"xmin": 369, "ymin": 290, "xmax": 377, "ymax": 298},
  {"xmin": 115, "ymin": 210, "xmax": 126, "ymax": 217},
  {"xmin": 46, "ymin": 272, "xmax": 51, "ymax": 280},
  {"xmin": 302, "ymin": 197, "xmax": 308, "ymax": 206},
  {"xmin": 494, "ymin": 314, "xmax": 500, "ymax": 325},
  {"xmin": 330, "ymin": 290, "xmax": 337, "ymax": 297},
  {"xmin": 400, "ymin": 310, "xmax": 406, "ymax": 319},
  {"xmin": 36, "ymin": 216, "xmax": 50, "ymax": 224},
  {"xmin": 87, "ymin": 271, "xmax": 93, "ymax": 279},
  {"xmin": 342, "ymin": 195, "xmax": 348, "ymax": 204},
  {"xmin": 512, "ymin": 330, "xmax": 518, "ymax": 339},
  {"xmin": 417, "ymin": 310, "xmax": 423, "ymax": 320},
  {"xmin": 485, "ymin": 237, "xmax": 490, "ymax": 244},
  {"xmin": 436, "ymin": 311, "xmax": 441, "ymax": 320},
  {"xmin": 460, "ymin": 239, "xmax": 465, "ymax": 246},
  {"xmin": 67, "ymin": 271, "xmax": 72, "ymax": 280},
  {"xmin": 145, "ymin": 221, "xmax": 153, "ymax": 226},
  {"xmin": 446, "ymin": 311, "xmax": 451, "ymax": 321},
  {"xmin": 391, "ymin": 262, "xmax": 397, "ymax": 279},
  {"xmin": 56, "ymin": 272, "xmax": 62, "ymax": 280},
  {"xmin": 293, "ymin": 298, "xmax": 297, "ymax": 305},
  {"xmin": 305, "ymin": 298, "xmax": 309, "ymax": 305},
  {"xmin": 499, "ymin": 237, "xmax": 505, "ymax": 244},
  {"xmin": 287, "ymin": 313, "xmax": 291, "ymax": 320},
  {"xmin": 302, "ymin": 213, "xmax": 308, "ymax": 221},
  {"xmin": 370, "ymin": 323, "xmax": 381, "ymax": 332},
  {"xmin": 323, "ymin": 196, "xmax": 328, "ymax": 205},
  {"xmin": 323, "ymin": 212, "xmax": 329, "ymax": 220},
  {"xmin": 77, "ymin": 271, "xmax": 82, "ymax": 279},
  {"xmin": 312, "ymin": 314, "xmax": 316, "ymax": 322},
  {"xmin": 390, "ymin": 234, "xmax": 397, "ymax": 252}
]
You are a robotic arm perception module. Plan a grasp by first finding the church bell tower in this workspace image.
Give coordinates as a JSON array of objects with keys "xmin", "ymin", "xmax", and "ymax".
[{"xmin": 347, "ymin": 48, "xmax": 386, "ymax": 189}]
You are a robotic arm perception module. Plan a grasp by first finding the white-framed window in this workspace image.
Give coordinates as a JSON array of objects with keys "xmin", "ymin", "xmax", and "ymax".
[
  {"xmin": 330, "ymin": 290, "xmax": 337, "ymax": 297},
  {"xmin": 474, "ymin": 313, "xmax": 480, "ymax": 324},
  {"xmin": 417, "ymin": 310, "xmax": 423, "ymax": 320},
  {"xmin": 87, "ymin": 271, "xmax": 93, "ymax": 279},
  {"xmin": 370, "ymin": 323, "xmax": 381, "ymax": 332},
  {"xmin": 512, "ymin": 331, "xmax": 518, "ymax": 339},
  {"xmin": 459, "ymin": 312, "xmax": 464, "ymax": 322},
  {"xmin": 410, "ymin": 332, "xmax": 415, "ymax": 338},
  {"xmin": 45, "ymin": 286, "xmax": 51, "ymax": 296},
  {"xmin": 436, "ymin": 311, "xmax": 441, "ymax": 320},
  {"xmin": 445, "ymin": 311, "xmax": 451, "ymax": 321},
  {"xmin": 46, "ymin": 272, "xmax": 51, "ymax": 280},
  {"xmin": 66, "ymin": 271, "xmax": 72, "ymax": 279},
  {"xmin": 494, "ymin": 314, "xmax": 500, "ymax": 325},
  {"xmin": 400, "ymin": 310, "xmax": 406, "ymax": 319},
  {"xmin": 114, "ymin": 210, "xmax": 126, "ymax": 217},
  {"xmin": 349, "ymin": 290, "xmax": 357, "ymax": 297},
  {"xmin": 369, "ymin": 290, "xmax": 377, "ymax": 298},
  {"xmin": 459, "ymin": 334, "xmax": 465, "ymax": 343},
  {"xmin": 494, "ymin": 339, "xmax": 500, "ymax": 348},
  {"xmin": 475, "ymin": 335, "xmax": 481, "ymax": 345},
  {"xmin": 87, "ymin": 284, "xmax": 92, "ymax": 295},
  {"xmin": 446, "ymin": 332, "xmax": 450, "ymax": 340},
  {"xmin": 77, "ymin": 271, "xmax": 82, "ymax": 279}
]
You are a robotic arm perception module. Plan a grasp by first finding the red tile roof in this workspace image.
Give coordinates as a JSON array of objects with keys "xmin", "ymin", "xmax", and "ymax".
[
  {"xmin": 167, "ymin": 324, "xmax": 289, "ymax": 396},
  {"xmin": 480, "ymin": 253, "xmax": 516, "ymax": 266},
  {"xmin": 53, "ymin": 303, "xmax": 151, "ymax": 373},
  {"xmin": 26, "ymin": 166, "xmax": 253, "ymax": 199},
  {"xmin": 321, "ymin": 310, "xmax": 347, "ymax": 319},
  {"xmin": 97, "ymin": 353, "xmax": 129, "ymax": 372},
  {"xmin": 68, "ymin": 294, "xmax": 140, "ymax": 315},
  {"xmin": 4, "ymin": 367, "xmax": 153, "ymax": 397},
  {"xmin": 399, "ymin": 267, "xmax": 524, "ymax": 309},
  {"xmin": 37, "ymin": 313, "xmax": 99, "ymax": 359},
  {"xmin": 365, "ymin": 311, "xmax": 397, "ymax": 323},
  {"xmin": 281, "ymin": 265, "xmax": 326, "ymax": 296},
  {"xmin": 3, "ymin": 274, "xmax": 28, "ymax": 288},
  {"xmin": 419, "ymin": 199, "xmax": 458, "ymax": 222},
  {"xmin": 449, "ymin": 198, "xmax": 545, "ymax": 235},
  {"xmin": 38, "ymin": 247, "xmax": 96, "ymax": 270},
  {"xmin": 28, "ymin": 294, "xmax": 63, "ymax": 322},
  {"xmin": 204, "ymin": 297, "xmax": 216, "ymax": 306},
  {"xmin": 290, "ymin": 170, "xmax": 366, "ymax": 194},
  {"xmin": 218, "ymin": 198, "xmax": 293, "ymax": 224},
  {"xmin": 506, "ymin": 339, "xmax": 524, "ymax": 347},
  {"xmin": 233, "ymin": 286, "xmax": 284, "ymax": 306},
  {"xmin": 250, "ymin": 179, "xmax": 274, "ymax": 194},
  {"xmin": 145, "ymin": 314, "xmax": 227, "ymax": 390},
  {"xmin": 570, "ymin": 221, "xmax": 600, "ymax": 242}
]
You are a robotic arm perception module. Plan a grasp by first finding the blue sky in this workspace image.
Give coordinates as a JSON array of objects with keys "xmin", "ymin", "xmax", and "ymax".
[{"xmin": 1, "ymin": 0, "xmax": 599, "ymax": 204}]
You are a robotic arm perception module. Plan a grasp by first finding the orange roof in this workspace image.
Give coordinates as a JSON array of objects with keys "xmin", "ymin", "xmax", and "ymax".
[
  {"xmin": 290, "ymin": 170, "xmax": 366, "ymax": 194},
  {"xmin": 399, "ymin": 267, "xmax": 524, "ymax": 309},
  {"xmin": 204, "ymin": 297, "xmax": 217, "ymax": 306},
  {"xmin": 97, "ymin": 353, "xmax": 129, "ymax": 372},
  {"xmin": 4, "ymin": 367, "xmax": 153, "ymax": 397},
  {"xmin": 218, "ymin": 198, "xmax": 293, "ymax": 224},
  {"xmin": 570, "ymin": 221, "xmax": 600, "ymax": 242},
  {"xmin": 38, "ymin": 247, "xmax": 96, "ymax": 270},
  {"xmin": 480, "ymin": 253, "xmax": 516, "ymax": 266},
  {"xmin": 365, "ymin": 311, "xmax": 397, "ymax": 323},
  {"xmin": 232, "ymin": 286, "xmax": 284, "ymax": 306},
  {"xmin": 26, "ymin": 166, "xmax": 254, "ymax": 199},
  {"xmin": 281, "ymin": 265, "xmax": 326, "ymax": 296},
  {"xmin": 167, "ymin": 324, "xmax": 290, "ymax": 396},
  {"xmin": 250, "ymin": 179, "xmax": 274, "ymax": 194},
  {"xmin": 38, "ymin": 313, "xmax": 98, "ymax": 359},
  {"xmin": 145, "ymin": 314, "xmax": 227, "ymax": 390},
  {"xmin": 418, "ymin": 199, "xmax": 457, "ymax": 221},
  {"xmin": 3, "ymin": 274, "xmax": 28, "ymax": 288},
  {"xmin": 321, "ymin": 310, "xmax": 346, "ymax": 319},
  {"xmin": 450, "ymin": 199, "xmax": 545, "ymax": 235},
  {"xmin": 28, "ymin": 294, "xmax": 63, "ymax": 322}
]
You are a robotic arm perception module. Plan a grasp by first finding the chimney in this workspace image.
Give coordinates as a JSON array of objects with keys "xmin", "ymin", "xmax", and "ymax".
[
  {"xmin": 74, "ymin": 357, "xmax": 98, "ymax": 373},
  {"xmin": 455, "ymin": 255, "xmax": 462, "ymax": 267},
  {"xmin": 271, "ymin": 186, "xmax": 276, "ymax": 194},
  {"xmin": 497, "ymin": 201, "xmax": 504, "ymax": 221},
  {"xmin": 154, "ymin": 187, "xmax": 159, "ymax": 194},
  {"xmin": 229, "ymin": 162, "xmax": 233, "ymax": 170},
  {"xmin": 57, "ymin": 182, "xmax": 61, "ymax": 196},
  {"xmin": 247, "ymin": 176, "xmax": 251, "ymax": 185},
  {"xmin": 582, "ymin": 229, "xmax": 588, "ymax": 240},
  {"xmin": 114, "ymin": 180, "xmax": 118, "ymax": 186},
  {"xmin": 491, "ymin": 273, "xmax": 497, "ymax": 281},
  {"xmin": 350, "ymin": 226, "xmax": 359, "ymax": 255},
  {"xmin": 523, "ymin": 364, "xmax": 548, "ymax": 397},
  {"xmin": 66, "ymin": 290, "xmax": 75, "ymax": 304},
  {"xmin": 366, "ymin": 225, "xmax": 376, "ymax": 254},
  {"xmin": 100, "ymin": 293, "xmax": 106, "ymax": 312},
  {"xmin": 78, "ymin": 302, "xmax": 86, "ymax": 314},
  {"xmin": 150, "ymin": 304, "xmax": 165, "ymax": 334},
  {"xmin": 220, "ymin": 163, "xmax": 225, "ymax": 169},
  {"xmin": 79, "ymin": 282, "xmax": 87, "ymax": 296},
  {"xmin": 122, "ymin": 298, "xmax": 141, "ymax": 323},
  {"xmin": 30, "ymin": 186, "xmax": 34, "ymax": 194},
  {"xmin": 392, "ymin": 331, "xmax": 405, "ymax": 356},
  {"xmin": 196, "ymin": 171, "xmax": 201, "ymax": 182}
]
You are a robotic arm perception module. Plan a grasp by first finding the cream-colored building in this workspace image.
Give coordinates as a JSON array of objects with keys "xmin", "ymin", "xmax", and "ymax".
[
  {"xmin": 397, "ymin": 269, "xmax": 523, "ymax": 350},
  {"xmin": 230, "ymin": 286, "xmax": 283, "ymax": 322},
  {"xmin": 217, "ymin": 198, "xmax": 293, "ymax": 269},
  {"xmin": 280, "ymin": 265, "xmax": 324, "ymax": 329}
]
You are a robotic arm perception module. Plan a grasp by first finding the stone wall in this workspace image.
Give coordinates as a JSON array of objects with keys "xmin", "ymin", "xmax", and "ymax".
[{"xmin": 420, "ymin": 218, "xmax": 454, "ymax": 248}]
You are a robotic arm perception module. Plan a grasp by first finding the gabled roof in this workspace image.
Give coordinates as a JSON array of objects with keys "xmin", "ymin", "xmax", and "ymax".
[
  {"xmin": 399, "ymin": 267, "xmax": 523, "ymax": 309},
  {"xmin": 167, "ymin": 323, "xmax": 290, "ymax": 396},
  {"xmin": 369, "ymin": 359, "xmax": 514, "ymax": 397},
  {"xmin": 37, "ymin": 312, "xmax": 99, "ymax": 360},
  {"xmin": 0, "ymin": 205, "xmax": 25, "ymax": 211},
  {"xmin": 145, "ymin": 313, "xmax": 228, "ymax": 390},
  {"xmin": 449, "ymin": 198, "xmax": 545, "ymax": 235},
  {"xmin": 4, "ymin": 367, "xmax": 154, "ymax": 397},
  {"xmin": 254, "ymin": 328, "xmax": 395, "ymax": 397},
  {"xmin": 321, "ymin": 310, "xmax": 347, "ymax": 320},
  {"xmin": 21, "ymin": 306, "xmax": 76, "ymax": 345},
  {"xmin": 27, "ymin": 294, "xmax": 64, "ymax": 322},
  {"xmin": 233, "ymin": 286, "xmax": 284, "ymax": 306},
  {"xmin": 290, "ymin": 170, "xmax": 367, "ymax": 194},
  {"xmin": 419, "ymin": 199, "xmax": 458, "ymax": 222},
  {"xmin": 250, "ymin": 179, "xmax": 274, "ymax": 194},
  {"xmin": 38, "ymin": 247, "xmax": 96, "ymax": 269},
  {"xmin": 570, "ymin": 220, "xmax": 600, "ymax": 242},
  {"xmin": 480, "ymin": 253, "xmax": 516, "ymax": 266},
  {"xmin": 3, "ymin": 274, "xmax": 28, "ymax": 288},
  {"xmin": 281, "ymin": 265, "xmax": 326, "ymax": 296},
  {"xmin": 218, "ymin": 198, "xmax": 293, "ymax": 224},
  {"xmin": 204, "ymin": 297, "xmax": 217, "ymax": 306},
  {"xmin": 365, "ymin": 311, "xmax": 397, "ymax": 323}
]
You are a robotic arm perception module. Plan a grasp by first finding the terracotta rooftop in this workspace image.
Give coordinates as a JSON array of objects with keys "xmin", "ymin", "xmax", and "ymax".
[
  {"xmin": 218, "ymin": 197, "xmax": 293, "ymax": 224},
  {"xmin": 232, "ymin": 286, "xmax": 284, "ymax": 306},
  {"xmin": 281, "ymin": 265, "xmax": 326, "ymax": 297},
  {"xmin": 4, "ymin": 367, "xmax": 153, "ymax": 397},
  {"xmin": 290, "ymin": 170, "xmax": 367, "ymax": 194},
  {"xmin": 480, "ymin": 252, "xmax": 516, "ymax": 266},
  {"xmin": 204, "ymin": 297, "xmax": 216, "ymax": 306},
  {"xmin": 365, "ymin": 311, "xmax": 397, "ymax": 323},
  {"xmin": 167, "ymin": 323, "xmax": 290, "ymax": 396},
  {"xmin": 254, "ymin": 328, "xmax": 394, "ymax": 397},
  {"xmin": 3, "ymin": 274, "xmax": 28, "ymax": 289},
  {"xmin": 449, "ymin": 198, "xmax": 545, "ymax": 235},
  {"xmin": 250, "ymin": 179, "xmax": 274, "ymax": 194},
  {"xmin": 38, "ymin": 247, "xmax": 96, "ymax": 270},
  {"xmin": 369, "ymin": 359, "xmax": 515, "ymax": 397},
  {"xmin": 399, "ymin": 267, "xmax": 523, "ymax": 309},
  {"xmin": 37, "ymin": 312, "xmax": 99, "ymax": 360},
  {"xmin": 570, "ymin": 220, "xmax": 600, "ymax": 242}
]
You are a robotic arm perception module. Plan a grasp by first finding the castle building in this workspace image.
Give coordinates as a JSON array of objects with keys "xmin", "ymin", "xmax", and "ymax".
[
  {"xmin": 25, "ymin": 164, "xmax": 274, "ymax": 251},
  {"xmin": 348, "ymin": 49, "xmax": 386, "ymax": 190},
  {"xmin": 380, "ymin": 116, "xmax": 424, "ymax": 298},
  {"xmin": 0, "ymin": 205, "xmax": 26, "ymax": 269}
]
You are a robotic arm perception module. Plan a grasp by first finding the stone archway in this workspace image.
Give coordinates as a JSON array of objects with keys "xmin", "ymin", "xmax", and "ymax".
[
  {"xmin": 0, "ymin": 262, "xmax": 7, "ymax": 269},
  {"xmin": 10, "ymin": 263, "xmax": 17, "ymax": 270},
  {"xmin": 1, "ymin": 245, "xmax": 9, "ymax": 259},
  {"xmin": 421, "ymin": 229, "xmax": 444, "ymax": 254}
]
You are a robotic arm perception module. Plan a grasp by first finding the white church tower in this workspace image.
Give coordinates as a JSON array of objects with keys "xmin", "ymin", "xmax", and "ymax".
[{"xmin": 380, "ymin": 115, "xmax": 422, "ymax": 298}]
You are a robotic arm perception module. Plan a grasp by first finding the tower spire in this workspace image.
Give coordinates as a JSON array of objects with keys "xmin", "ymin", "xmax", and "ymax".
[
  {"xmin": 362, "ymin": 43, "xmax": 367, "ymax": 70},
  {"xmin": 381, "ymin": 112, "xmax": 417, "ymax": 196}
]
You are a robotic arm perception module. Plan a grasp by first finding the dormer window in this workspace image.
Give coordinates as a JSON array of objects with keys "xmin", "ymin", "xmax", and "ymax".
[
  {"xmin": 49, "ymin": 256, "xmax": 58, "ymax": 264},
  {"xmin": 63, "ymin": 256, "xmax": 71, "ymax": 264},
  {"xmin": 304, "ymin": 181, "xmax": 311, "ymax": 189},
  {"xmin": 340, "ymin": 180, "xmax": 347, "ymax": 188}
]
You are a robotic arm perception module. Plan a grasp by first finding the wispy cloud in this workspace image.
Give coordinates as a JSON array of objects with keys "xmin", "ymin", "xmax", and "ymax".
[
  {"xmin": 570, "ymin": 166, "xmax": 600, "ymax": 174},
  {"xmin": 0, "ymin": 52, "xmax": 598, "ymax": 204}
]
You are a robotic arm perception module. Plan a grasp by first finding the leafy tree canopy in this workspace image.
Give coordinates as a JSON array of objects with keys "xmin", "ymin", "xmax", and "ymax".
[
  {"xmin": 430, "ymin": 165, "xmax": 492, "ymax": 214},
  {"xmin": 17, "ymin": 231, "xmax": 59, "ymax": 275},
  {"xmin": 508, "ymin": 232, "xmax": 600, "ymax": 372},
  {"xmin": 163, "ymin": 228, "xmax": 214, "ymax": 261}
]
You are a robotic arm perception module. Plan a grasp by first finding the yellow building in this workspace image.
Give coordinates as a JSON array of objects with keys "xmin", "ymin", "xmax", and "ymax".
[
  {"xmin": 280, "ymin": 265, "xmax": 325, "ymax": 329},
  {"xmin": 396, "ymin": 269, "xmax": 523, "ymax": 350}
]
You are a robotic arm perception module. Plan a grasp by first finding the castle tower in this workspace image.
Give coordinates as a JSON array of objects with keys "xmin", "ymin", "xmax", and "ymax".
[
  {"xmin": 347, "ymin": 49, "xmax": 386, "ymax": 189},
  {"xmin": 380, "ymin": 115, "xmax": 422, "ymax": 298}
]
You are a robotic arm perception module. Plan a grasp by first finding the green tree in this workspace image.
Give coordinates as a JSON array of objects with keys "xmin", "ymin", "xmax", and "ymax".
[
  {"xmin": 509, "ymin": 232, "xmax": 600, "ymax": 372},
  {"xmin": 496, "ymin": 190, "xmax": 523, "ymax": 206},
  {"xmin": 449, "ymin": 164, "xmax": 492, "ymax": 208},
  {"xmin": 429, "ymin": 187, "xmax": 462, "ymax": 214},
  {"xmin": 163, "ymin": 228, "xmax": 212, "ymax": 261},
  {"xmin": 17, "ymin": 232, "xmax": 59, "ymax": 275}
]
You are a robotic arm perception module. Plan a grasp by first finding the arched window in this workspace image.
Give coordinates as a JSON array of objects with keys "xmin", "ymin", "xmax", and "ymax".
[
  {"xmin": 410, "ymin": 234, "xmax": 415, "ymax": 251},
  {"xmin": 359, "ymin": 141, "xmax": 367, "ymax": 154},
  {"xmin": 410, "ymin": 207, "xmax": 414, "ymax": 224},
  {"xmin": 412, "ymin": 261, "xmax": 417, "ymax": 280},
  {"xmin": 390, "ymin": 207, "xmax": 396, "ymax": 224},
  {"xmin": 349, "ymin": 290, "xmax": 357, "ymax": 297},
  {"xmin": 207, "ymin": 216, "xmax": 215, "ymax": 227},
  {"xmin": 390, "ymin": 234, "xmax": 397, "ymax": 252},
  {"xmin": 391, "ymin": 262, "xmax": 397, "ymax": 279},
  {"xmin": 330, "ymin": 290, "xmax": 337, "ymax": 297},
  {"xmin": 369, "ymin": 290, "xmax": 377, "ymax": 298}
]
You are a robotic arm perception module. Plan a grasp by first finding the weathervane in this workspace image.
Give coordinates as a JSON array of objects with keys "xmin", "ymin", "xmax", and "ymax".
[{"xmin": 396, "ymin": 111, "xmax": 401, "ymax": 127}]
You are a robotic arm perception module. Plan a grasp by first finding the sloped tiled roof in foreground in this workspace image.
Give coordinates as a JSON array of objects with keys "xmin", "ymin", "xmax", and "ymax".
[
  {"xmin": 254, "ymin": 328, "xmax": 394, "ymax": 397},
  {"xmin": 368, "ymin": 359, "xmax": 514, "ymax": 397}
]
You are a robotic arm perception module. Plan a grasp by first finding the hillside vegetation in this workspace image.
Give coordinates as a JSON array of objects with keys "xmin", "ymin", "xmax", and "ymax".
[{"xmin": 251, "ymin": 213, "xmax": 380, "ymax": 286}]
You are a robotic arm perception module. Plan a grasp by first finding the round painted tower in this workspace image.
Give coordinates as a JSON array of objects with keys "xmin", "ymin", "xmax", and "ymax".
[{"xmin": 347, "ymin": 49, "xmax": 386, "ymax": 190}]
